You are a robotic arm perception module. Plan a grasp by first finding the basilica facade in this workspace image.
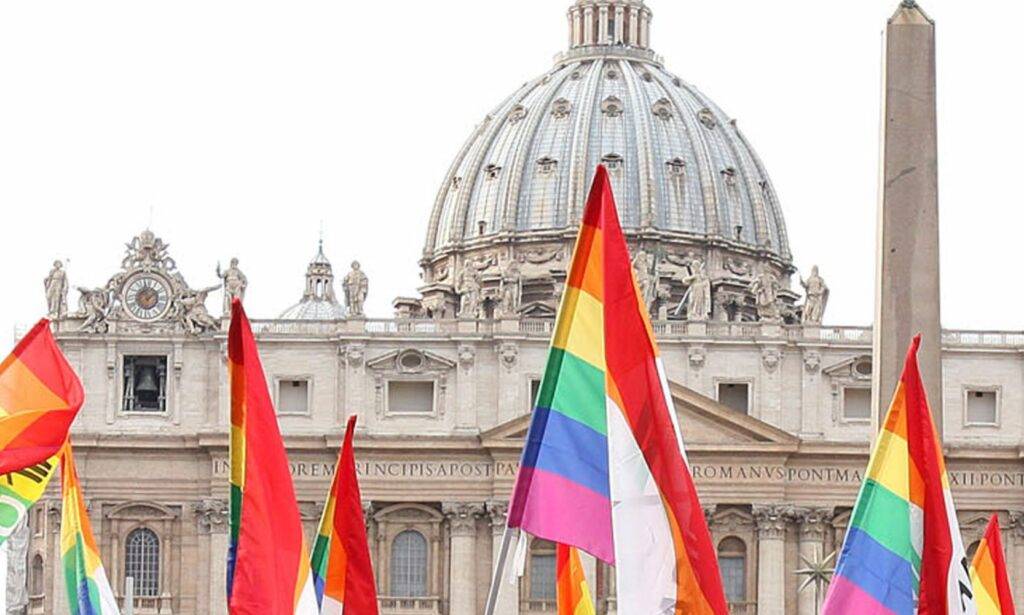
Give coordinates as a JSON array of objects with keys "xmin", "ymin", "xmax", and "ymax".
[{"xmin": 18, "ymin": 1, "xmax": 1024, "ymax": 614}]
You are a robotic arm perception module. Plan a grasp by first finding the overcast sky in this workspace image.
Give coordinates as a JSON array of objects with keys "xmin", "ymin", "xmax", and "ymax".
[{"xmin": 1, "ymin": 0, "xmax": 1020, "ymax": 341}]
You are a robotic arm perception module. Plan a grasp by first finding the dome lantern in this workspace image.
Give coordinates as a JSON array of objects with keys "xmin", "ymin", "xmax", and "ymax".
[
  {"xmin": 568, "ymin": 0, "xmax": 652, "ymax": 53},
  {"xmin": 279, "ymin": 240, "xmax": 346, "ymax": 320}
]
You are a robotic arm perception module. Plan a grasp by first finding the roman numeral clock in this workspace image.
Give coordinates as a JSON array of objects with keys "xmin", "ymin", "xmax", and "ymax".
[{"xmin": 123, "ymin": 273, "xmax": 172, "ymax": 321}]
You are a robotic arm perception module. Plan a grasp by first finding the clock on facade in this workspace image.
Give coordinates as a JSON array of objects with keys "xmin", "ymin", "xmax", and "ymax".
[{"xmin": 123, "ymin": 273, "xmax": 172, "ymax": 321}]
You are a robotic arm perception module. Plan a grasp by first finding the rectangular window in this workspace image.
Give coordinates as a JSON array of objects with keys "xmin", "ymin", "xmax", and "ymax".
[
  {"xmin": 529, "ymin": 378, "xmax": 542, "ymax": 411},
  {"xmin": 717, "ymin": 382, "xmax": 749, "ymax": 414},
  {"xmin": 388, "ymin": 381, "xmax": 435, "ymax": 415},
  {"xmin": 529, "ymin": 553, "xmax": 556, "ymax": 600},
  {"xmin": 122, "ymin": 356, "xmax": 167, "ymax": 413},
  {"xmin": 842, "ymin": 387, "xmax": 872, "ymax": 421},
  {"xmin": 277, "ymin": 379, "xmax": 310, "ymax": 415},
  {"xmin": 966, "ymin": 389, "xmax": 998, "ymax": 425},
  {"xmin": 719, "ymin": 556, "xmax": 746, "ymax": 602}
]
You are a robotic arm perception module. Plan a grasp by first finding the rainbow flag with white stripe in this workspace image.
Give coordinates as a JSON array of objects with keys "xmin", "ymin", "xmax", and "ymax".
[
  {"xmin": 822, "ymin": 335, "xmax": 976, "ymax": 615},
  {"xmin": 508, "ymin": 166, "xmax": 728, "ymax": 614},
  {"xmin": 557, "ymin": 544, "xmax": 595, "ymax": 615},
  {"xmin": 60, "ymin": 442, "xmax": 120, "ymax": 615},
  {"xmin": 970, "ymin": 514, "xmax": 1016, "ymax": 615}
]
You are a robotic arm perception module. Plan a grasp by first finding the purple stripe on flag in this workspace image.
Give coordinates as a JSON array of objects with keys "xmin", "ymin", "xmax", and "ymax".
[
  {"xmin": 509, "ymin": 466, "xmax": 614, "ymax": 563},
  {"xmin": 821, "ymin": 574, "xmax": 901, "ymax": 615}
]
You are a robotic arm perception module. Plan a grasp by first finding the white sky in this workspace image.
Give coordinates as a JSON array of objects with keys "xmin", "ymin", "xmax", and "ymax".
[{"xmin": 1, "ymin": 0, "xmax": 1020, "ymax": 341}]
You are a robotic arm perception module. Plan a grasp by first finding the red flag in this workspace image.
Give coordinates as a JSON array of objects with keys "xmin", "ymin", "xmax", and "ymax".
[
  {"xmin": 0, "ymin": 319, "xmax": 83, "ymax": 474},
  {"xmin": 227, "ymin": 300, "xmax": 318, "ymax": 614},
  {"xmin": 970, "ymin": 514, "xmax": 1016, "ymax": 615}
]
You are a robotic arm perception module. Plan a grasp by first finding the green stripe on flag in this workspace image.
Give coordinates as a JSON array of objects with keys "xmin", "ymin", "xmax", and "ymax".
[
  {"xmin": 850, "ymin": 478, "xmax": 921, "ymax": 570},
  {"xmin": 536, "ymin": 348, "xmax": 606, "ymax": 435}
]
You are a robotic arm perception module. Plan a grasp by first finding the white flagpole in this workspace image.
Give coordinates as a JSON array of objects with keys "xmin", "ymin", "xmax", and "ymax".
[{"xmin": 483, "ymin": 525, "xmax": 514, "ymax": 615}]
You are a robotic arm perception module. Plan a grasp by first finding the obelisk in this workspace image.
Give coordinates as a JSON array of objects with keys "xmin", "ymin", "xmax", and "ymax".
[{"xmin": 872, "ymin": 0, "xmax": 942, "ymax": 434}]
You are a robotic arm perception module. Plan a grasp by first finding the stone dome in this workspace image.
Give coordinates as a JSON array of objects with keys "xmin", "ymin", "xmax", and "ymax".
[
  {"xmin": 279, "ymin": 241, "xmax": 347, "ymax": 320},
  {"xmin": 417, "ymin": 0, "xmax": 798, "ymax": 322}
]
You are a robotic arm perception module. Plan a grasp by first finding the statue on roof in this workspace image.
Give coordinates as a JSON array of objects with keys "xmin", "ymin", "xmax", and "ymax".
[
  {"xmin": 44, "ymin": 260, "xmax": 69, "ymax": 319},
  {"xmin": 217, "ymin": 258, "xmax": 248, "ymax": 316},
  {"xmin": 343, "ymin": 261, "xmax": 369, "ymax": 317},
  {"xmin": 177, "ymin": 286, "xmax": 220, "ymax": 335},
  {"xmin": 750, "ymin": 266, "xmax": 782, "ymax": 323},
  {"xmin": 496, "ymin": 257, "xmax": 522, "ymax": 318},
  {"xmin": 678, "ymin": 258, "xmax": 712, "ymax": 321},
  {"xmin": 800, "ymin": 266, "xmax": 829, "ymax": 325}
]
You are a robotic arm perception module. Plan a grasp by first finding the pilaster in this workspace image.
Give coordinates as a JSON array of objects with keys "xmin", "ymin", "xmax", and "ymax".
[
  {"xmin": 444, "ymin": 502, "xmax": 484, "ymax": 615},
  {"xmin": 486, "ymin": 501, "xmax": 518, "ymax": 615},
  {"xmin": 754, "ymin": 505, "xmax": 789, "ymax": 615}
]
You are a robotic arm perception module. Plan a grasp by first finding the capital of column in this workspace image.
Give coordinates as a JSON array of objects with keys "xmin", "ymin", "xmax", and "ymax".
[
  {"xmin": 193, "ymin": 498, "xmax": 230, "ymax": 535},
  {"xmin": 1007, "ymin": 510, "xmax": 1024, "ymax": 544},
  {"xmin": 702, "ymin": 504, "xmax": 717, "ymax": 527},
  {"xmin": 793, "ymin": 507, "xmax": 833, "ymax": 541},
  {"xmin": 443, "ymin": 502, "xmax": 485, "ymax": 537},
  {"xmin": 486, "ymin": 500, "xmax": 510, "ymax": 535},
  {"xmin": 753, "ymin": 504, "xmax": 792, "ymax": 541}
]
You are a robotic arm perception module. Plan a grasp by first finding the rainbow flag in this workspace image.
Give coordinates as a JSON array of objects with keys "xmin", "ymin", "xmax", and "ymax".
[
  {"xmin": 0, "ymin": 319, "xmax": 83, "ymax": 474},
  {"xmin": 60, "ymin": 442, "xmax": 120, "ymax": 615},
  {"xmin": 0, "ymin": 453, "xmax": 58, "ymax": 546},
  {"xmin": 556, "ymin": 544, "xmax": 595, "ymax": 615},
  {"xmin": 227, "ymin": 300, "xmax": 318, "ymax": 614},
  {"xmin": 508, "ymin": 166, "xmax": 728, "ymax": 613},
  {"xmin": 310, "ymin": 415, "xmax": 378, "ymax": 615},
  {"xmin": 970, "ymin": 514, "xmax": 1016, "ymax": 615},
  {"xmin": 821, "ymin": 335, "xmax": 976, "ymax": 615}
]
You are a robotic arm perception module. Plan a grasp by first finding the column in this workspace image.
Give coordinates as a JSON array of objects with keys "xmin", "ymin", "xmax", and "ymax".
[
  {"xmin": 487, "ymin": 502, "xmax": 519, "ymax": 615},
  {"xmin": 795, "ymin": 508, "xmax": 831, "ymax": 615},
  {"xmin": 195, "ymin": 499, "xmax": 229, "ymax": 615},
  {"xmin": 583, "ymin": 7, "xmax": 594, "ymax": 45},
  {"xmin": 48, "ymin": 504, "xmax": 67, "ymax": 615},
  {"xmin": 627, "ymin": 6, "xmax": 639, "ymax": 47},
  {"xmin": 614, "ymin": 6, "xmax": 625, "ymax": 44},
  {"xmin": 598, "ymin": 6, "xmax": 609, "ymax": 44},
  {"xmin": 874, "ymin": 1, "xmax": 942, "ymax": 431},
  {"xmin": 754, "ymin": 505, "xmax": 788, "ymax": 615},
  {"xmin": 444, "ymin": 503, "xmax": 483, "ymax": 615},
  {"xmin": 1007, "ymin": 512, "xmax": 1024, "ymax": 594}
]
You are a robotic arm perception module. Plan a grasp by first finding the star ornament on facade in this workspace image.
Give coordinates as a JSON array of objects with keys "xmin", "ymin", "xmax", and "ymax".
[{"xmin": 795, "ymin": 548, "xmax": 836, "ymax": 615}]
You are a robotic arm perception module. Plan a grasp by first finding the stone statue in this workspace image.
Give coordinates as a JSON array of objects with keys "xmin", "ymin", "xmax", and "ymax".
[
  {"xmin": 343, "ymin": 261, "xmax": 369, "ymax": 317},
  {"xmin": 44, "ymin": 261, "xmax": 68, "ymax": 319},
  {"xmin": 217, "ymin": 258, "xmax": 248, "ymax": 315},
  {"xmin": 178, "ymin": 286, "xmax": 220, "ymax": 335},
  {"xmin": 496, "ymin": 258, "xmax": 522, "ymax": 318},
  {"xmin": 749, "ymin": 267, "xmax": 781, "ymax": 323},
  {"xmin": 800, "ymin": 265, "xmax": 829, "ymax": 325},
  {"xmin": 679, "ymin": 258, "xmax": 712, "ymax": 321},
  {"xmin": 458, "ymin": 266, "xmax": 483, "ymax": 319},
  {"xmin": 76, "ymin": 287, "xmax": 110, "ymax": 333},
  {"xmin": 631, "ymin": 249, "xmax": 658, "ymax": 308}
]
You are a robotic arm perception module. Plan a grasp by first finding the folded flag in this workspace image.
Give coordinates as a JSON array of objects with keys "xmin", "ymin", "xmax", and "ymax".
[
  {"xmin": 821, "ymin": 335, "xmax": 976, "ymax": 615},
  {"xmin": 507, "ymin": 165, "xmax": 728, "ymax": 614},
  {"xmin": 970, "ymin": 514, "xmax": 1016, "ymax": 615},
  {"xmin": 311, "ymin": 415, "xmax": 379, "ymax": 615},
  {"xmin": 557, "ymin": 544, "xmax": 595, "ymax": 615},
  {"xmin": 0, "ymin": 319, "xmax": 84, "ymax": 474},
  {"xmin": 60, "ymin": 442, "xmax": 120, "ymax": 615},
  {"xmin": 227, "ymin": 300, "xmax": 318, "ymax": 614}
]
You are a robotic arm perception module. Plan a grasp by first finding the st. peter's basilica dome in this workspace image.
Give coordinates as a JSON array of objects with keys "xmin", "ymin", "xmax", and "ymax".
[{"xmin": 418, "ymin": 0, "xmax": 799, "ymax": 322}]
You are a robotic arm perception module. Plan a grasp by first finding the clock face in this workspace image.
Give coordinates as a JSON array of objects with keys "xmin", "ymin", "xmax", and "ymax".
[{"xmin": 124, "ymin": 274, "xmax": 171, "ymax": 321}]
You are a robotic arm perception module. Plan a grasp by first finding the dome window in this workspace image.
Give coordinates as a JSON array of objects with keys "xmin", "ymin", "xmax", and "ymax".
[
  {"xmin": 641, "ymin": 71, "xmax": 654, "ymax": 82},
  {"xmin": 570, "ymin": 70, "xmax": 582, "ymax": 80},
  {"xmin": 537, "ymin": 157, "xmax": 559, "ymax": 175},
  {"xmin": 450, "ymin": 176, "xmax": 463, "ymax": 191},
  {"xmin": 601, "ymin": 153, "xmax": 624, "ymax": 172},
  {"xmin": 551, "ymin": 98, "xmax": 572, "ymax": 119},
  {"xmin": 484, "ymin": 164, "xmax": 502, "ymax": 180},
  {"xmin": 652, "ymin": 98, "xmax": 673, "ymax": 121},
  {"xmin": 698, "ymin": 108, "xmax": 717, "ymax": 129},
  {"xmin": 672, "ymin": 77, "xmax": 683, "ymax": 87},
  {"xmin": 721, "ymin": 167, "xmax": 738, "ymax": 188},
  {"xmin": 601, "ymin": 96, "xmax": 624, "ymax": 118},
  {"xmin": 605, "ymin": 68, "xmax": 619, "ymax": 80},
  {"xmin": 508, "ymin": 105, "xmax": 528, "ymax": 124},
  {"xmin": 666, "ymin": 158, "xmax": 686, "ymax": 178}
]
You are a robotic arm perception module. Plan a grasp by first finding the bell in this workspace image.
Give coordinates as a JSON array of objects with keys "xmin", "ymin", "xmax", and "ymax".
[{"xmin": 135, "ymin": 366, "xmax": 159, "ymax": 393}]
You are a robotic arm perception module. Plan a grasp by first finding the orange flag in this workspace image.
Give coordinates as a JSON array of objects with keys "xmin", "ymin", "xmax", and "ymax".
[
  {"xmin": 971, "ymin": 514, "xmax": 1016, "ymax": 615},
  {"xmin": 0, "ymin": 319, "xmax": 83, "ymax": 474},
  {"xmin": 556, "ymin": 543, "xmax": 595, "ymax": 615}
]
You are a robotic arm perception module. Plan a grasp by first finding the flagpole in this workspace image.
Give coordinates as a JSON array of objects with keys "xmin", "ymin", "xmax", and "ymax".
[{"xmin": 483, "ymin": 525, "xmax": 514, "ymax": 615}]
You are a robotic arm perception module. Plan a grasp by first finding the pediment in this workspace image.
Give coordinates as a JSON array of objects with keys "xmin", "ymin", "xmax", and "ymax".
[
  {"xmin": 482, "ymin": 379, "xmax": 799, "ymax": 450},
  {"xmin": 366, "ymin": 348, "xmax": 456, "ymax": 373}
]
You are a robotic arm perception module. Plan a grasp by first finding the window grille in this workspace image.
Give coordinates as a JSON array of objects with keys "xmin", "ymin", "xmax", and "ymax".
[
  {"xmin": 390, "ymin": 530, "xmax": 428, "ymax": 597},
  {"xmin": 125, "ymin": 528, "xmax": 160, "ymax": 597}
]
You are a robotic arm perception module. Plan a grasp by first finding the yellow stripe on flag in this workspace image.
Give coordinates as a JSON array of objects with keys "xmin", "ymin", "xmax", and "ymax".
[{"xmin": 552, "ymin": 287, "xmax": 605, "ymax": 371}]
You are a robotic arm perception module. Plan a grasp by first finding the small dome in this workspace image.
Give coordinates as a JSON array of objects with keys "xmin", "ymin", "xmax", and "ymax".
[{"xmin": 279, "ymin": 241, "xmax": 346, "ymax": 320}]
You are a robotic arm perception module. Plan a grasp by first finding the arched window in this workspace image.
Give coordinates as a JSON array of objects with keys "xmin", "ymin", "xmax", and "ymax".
[
  {"xmin": 390, "ymin": 530, "xmax": 428, "ymax": 597},
  {"xmin": 718, "ymin": 537, "xmax": 747, "ymax": 603},
  {"xmin": 125, "ymin": 528, "xmax": 160, "ymax": 597},
  {"xmin": 30, "ymin": 554, "xmax": 44, "ymax": 596},
  {"xmin": 528, "ymin": 540, "xmax": 556, "ymax": 601}
]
